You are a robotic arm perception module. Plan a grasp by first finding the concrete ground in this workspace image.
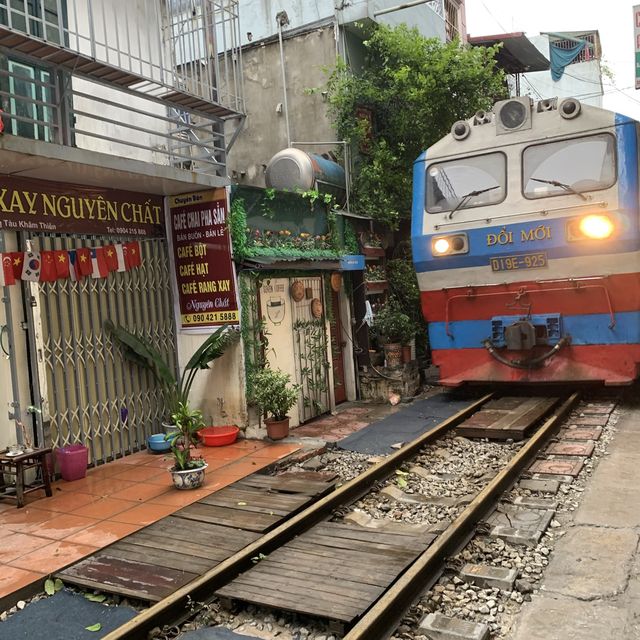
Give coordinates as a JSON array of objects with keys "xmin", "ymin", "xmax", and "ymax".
[{"xmin": 509, "ymin": 399, "xmax": 640, "ymax": 640}]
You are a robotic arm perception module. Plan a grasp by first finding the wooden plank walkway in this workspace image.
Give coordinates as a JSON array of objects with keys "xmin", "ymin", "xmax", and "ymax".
[
  {"xmin": 216, "ymin": 521, "xmax": 436, "ymax": 624},
  {"xmin": 58, "ymin": 472, "xmax": 337, "ymax": 601},
  {"xmin": 455, "ymin": 397, "xmax": 558, "ymax": 440}
]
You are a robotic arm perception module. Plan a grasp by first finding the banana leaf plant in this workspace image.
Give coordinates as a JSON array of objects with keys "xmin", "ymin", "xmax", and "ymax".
[{"xmin": 104, "ymin": 320, "xmax": 239, "ymax": 418}]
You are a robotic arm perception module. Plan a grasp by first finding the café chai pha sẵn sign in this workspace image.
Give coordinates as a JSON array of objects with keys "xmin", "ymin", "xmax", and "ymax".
[
  {"xmin": 0, "ymin": 175, "xmax": 164, "ymax": 237},
  {"xmin": 169, "ymin": 189, "xmax": 239, "ymax": 330}
]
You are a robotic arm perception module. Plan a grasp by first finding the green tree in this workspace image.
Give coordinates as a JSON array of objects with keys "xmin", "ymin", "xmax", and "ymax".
[{"xmin": 326, "ymin": 25, "xmax": 506, "ymax": 228}]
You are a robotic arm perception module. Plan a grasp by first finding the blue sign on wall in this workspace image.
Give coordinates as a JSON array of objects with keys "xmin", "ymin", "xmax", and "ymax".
[{"xmin": 340, "ymin": 254, "xmax": 365, "ymax": 271}]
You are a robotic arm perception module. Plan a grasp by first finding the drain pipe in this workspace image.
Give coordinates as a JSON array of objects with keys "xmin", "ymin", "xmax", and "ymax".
[{"xmin": 276, "ymin": 11, "xmax": 291, "ymax": 148}]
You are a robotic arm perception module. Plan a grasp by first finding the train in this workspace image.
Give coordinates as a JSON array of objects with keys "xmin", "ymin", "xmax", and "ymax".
[{"xmin": 411, "ymin": 96, "xmax": 640, "ymax": 385}]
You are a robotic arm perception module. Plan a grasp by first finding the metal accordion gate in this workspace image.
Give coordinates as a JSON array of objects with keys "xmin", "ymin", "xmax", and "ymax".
[{"xmin": 28, "ymin": 233, "xmax": 176, "ymax": 466}]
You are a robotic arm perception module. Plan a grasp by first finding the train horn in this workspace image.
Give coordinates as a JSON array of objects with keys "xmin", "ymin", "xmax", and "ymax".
[
  {"xmin": 559, "ymin": 98, "xmax": 581, "ymax": 119},
  {"xmin": 451, "ymin": 120, "xmax": 471, "ymax": 140}
]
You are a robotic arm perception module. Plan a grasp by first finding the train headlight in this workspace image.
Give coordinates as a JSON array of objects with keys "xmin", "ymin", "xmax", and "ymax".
[
  {"xmin": 433, "ymin": 238, "xmax": 451, "ymax": 254},
  {"xmin": 579, "ymin": 215, "xmax": 614, "ymax": 239},
  {"xmin": 568, "ymin": 214, "xmax": 615, "ymax": 241},
  {"xmin": 432, "ymin": 234, "xmax": 468, "ymax": 256}
]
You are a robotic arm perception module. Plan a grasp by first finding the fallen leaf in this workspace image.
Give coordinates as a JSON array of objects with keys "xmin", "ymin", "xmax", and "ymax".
[
  {"xmin": 86, "ymin": 623, "xmax": 102, "ymax": 632},
  {"xmin": 54, "ymin": 578, "xmax": 64, "ymax": 592},
  {"xmin": 237, "ymin": 501, "xmax": 247, "ymax": 506},
  {"xmin": 44, "ymin": 578, "xmax": 55, "ymax": 596},
  {"xmin": 85, "ymin": 593, "xmax": 107, "ymax": 603}
]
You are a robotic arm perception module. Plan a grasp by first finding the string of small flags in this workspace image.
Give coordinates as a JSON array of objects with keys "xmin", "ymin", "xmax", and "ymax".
[{"xmin": 0, "ymin": 241, "xmax": 142, "ymax": 287}]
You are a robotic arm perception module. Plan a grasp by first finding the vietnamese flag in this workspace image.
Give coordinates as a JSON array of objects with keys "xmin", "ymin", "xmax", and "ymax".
[
  {"xmin": 103, "ymin": 245, "xmax": 118, "ymax": 272},
  {"xmin": 54, "ymin": 250, "xmax": 69, "ymax": 279},
  {"xmin": 40, "ymin": 251, "xmax": 57, "ymax": 283},
  {"xmin": 91, "ymin": 247, "xmax": 108, "ymax": 279},
  {"xmin": 0, "ymin": 253, "xmax": 15, "ymax": 286},
  {"xmin": 76, "ymin": 248, "xmax": 93, "ymax": 277},
  {"xmin": 10, "ymin": 253, "xmax": 23, "ymax": 280},
  {"xmin": 124, "ymin": 241, "xmax": 141, "ymax": 270}
]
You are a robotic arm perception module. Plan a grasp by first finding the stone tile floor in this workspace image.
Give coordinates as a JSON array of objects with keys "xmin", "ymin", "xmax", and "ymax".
[
  {"xmin": 0, "ymin": 439, "xmax": 300, "ymax": 601},
  {"xmin": 290, "ymin": 402, "xmax": 402, "ymax": 441}
]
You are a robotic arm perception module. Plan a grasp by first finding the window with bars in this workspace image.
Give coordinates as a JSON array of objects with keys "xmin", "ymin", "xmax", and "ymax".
[
  {"xmin": 550, "ymin": 33, "xmax": 600, "ymax": 64},
  {"xmin": 0, "ymin": 0, "xmax": 66, "ymax": 45},
  {"xmin": 4, "ymin": 59, "xmax": 54, "ymax": 141},
  {"xmin": 444, "ymin": 0, "xmax": 460, "ymax": 42}
]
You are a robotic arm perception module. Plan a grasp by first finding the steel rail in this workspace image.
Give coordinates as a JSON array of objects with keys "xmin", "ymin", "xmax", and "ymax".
[
  {"xmin": 102, "ymin": 393, "xmax": 493, "ymax": 640},
  {"xmin": 344, "ymin": 391, "xmax": 580, "ymax": 640}
]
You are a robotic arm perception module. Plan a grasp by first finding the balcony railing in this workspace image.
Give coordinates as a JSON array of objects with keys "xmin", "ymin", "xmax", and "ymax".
[{"xmin": 0, "ymin": 0, "xmax": 244, "ymax": 175}]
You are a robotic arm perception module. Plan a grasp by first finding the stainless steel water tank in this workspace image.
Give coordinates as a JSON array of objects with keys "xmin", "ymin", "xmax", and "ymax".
[{"xmin": 265, "ymin": 148, "xmax": 346, "ymax": 203}]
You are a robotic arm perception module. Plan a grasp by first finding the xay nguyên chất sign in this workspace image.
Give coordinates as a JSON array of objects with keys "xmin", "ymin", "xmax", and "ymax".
[
  {"xmin": 169, "ymin": 189, "xmax": 239, "ymax": 329},
  {"xmin": 0, "ymin": 175, "xmax": 164, "ymax": 237}
]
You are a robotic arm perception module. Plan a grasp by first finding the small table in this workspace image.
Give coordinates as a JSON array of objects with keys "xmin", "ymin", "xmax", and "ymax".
[{"xmin": 0, "ymin": 447, "xmax": 53, "ymax": 508}]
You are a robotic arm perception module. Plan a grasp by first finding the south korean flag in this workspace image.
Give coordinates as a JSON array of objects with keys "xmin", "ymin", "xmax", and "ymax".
[{"xmin": 21, "ymin": 251, "xmax": 41, "ymax": 282}]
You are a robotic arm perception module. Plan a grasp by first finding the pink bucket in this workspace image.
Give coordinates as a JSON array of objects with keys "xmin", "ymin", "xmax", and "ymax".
[{"xmin": 57, "ymin": 444, "xmax": 89, "ymax": 481}]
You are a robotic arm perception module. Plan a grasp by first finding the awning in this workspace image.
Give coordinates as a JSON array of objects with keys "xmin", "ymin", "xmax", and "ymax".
[
  {"xmin": 241, "ymin": 256, "xmax": 341, "ymax": 271},
  {"xmin": 468, "ymin": 32, "xmax": 550, "ymax": 74},
  {"xmin": 240, "ymin": 254, "xmax": 365, "ymax": 271}
]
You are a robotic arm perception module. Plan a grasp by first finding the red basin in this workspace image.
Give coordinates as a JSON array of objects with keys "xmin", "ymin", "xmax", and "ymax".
[{"xmin": 197, "ymin": 425, "xmax": 239, "ymax": 446}]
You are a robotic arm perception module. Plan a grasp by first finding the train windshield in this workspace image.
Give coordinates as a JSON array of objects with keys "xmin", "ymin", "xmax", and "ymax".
[
  {"xmin": 523, "ymin": 133, "xmax": 616, "ymax": 200},
  {"xmin": 426, "ymin": 152, "xmax": 506, "ymax": 213}
]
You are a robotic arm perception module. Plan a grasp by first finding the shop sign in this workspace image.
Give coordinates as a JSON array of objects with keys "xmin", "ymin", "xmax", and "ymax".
[
  {"xmin": 0, "ymin": 175, "xmax": 163, "ymax": 237},
  {"xmin": 169, "ymin": 188, "xmax": 239, "ymax": 330}
]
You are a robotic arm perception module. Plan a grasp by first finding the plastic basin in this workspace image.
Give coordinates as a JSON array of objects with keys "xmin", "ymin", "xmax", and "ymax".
[
  {"xmin": 147, "ymin": 433, "xmax": 172, "ymax": 454},
  {"xmin": 198, "ymin": 425, "xmax": 239, "ymax": 447}
]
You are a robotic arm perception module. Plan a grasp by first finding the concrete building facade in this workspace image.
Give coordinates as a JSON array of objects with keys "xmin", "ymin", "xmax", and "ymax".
[{"xmin": 0, "ymin": 0, "xmax": 248, "ymax": 463}]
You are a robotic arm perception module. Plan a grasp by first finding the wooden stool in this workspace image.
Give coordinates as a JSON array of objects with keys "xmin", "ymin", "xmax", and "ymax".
[{"xmin": 0, "ymin": 447, "xmax": 53, "ymax": 508}]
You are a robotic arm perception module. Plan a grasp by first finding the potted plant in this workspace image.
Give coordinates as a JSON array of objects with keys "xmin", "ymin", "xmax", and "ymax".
[
  {"xmin": 165, "ymin": 402, "xmax": 207, "ymax": 489},
  {"xmin": 104, "ymin": 321, "xmax": 239, "ymax": 434},
  {"xmin": 251, "ymin": 368, "xmax": 300, "ymax": 440},
  {"xmin": 372, "ymin": 305, "xmax": 415, "ymax": 368}
]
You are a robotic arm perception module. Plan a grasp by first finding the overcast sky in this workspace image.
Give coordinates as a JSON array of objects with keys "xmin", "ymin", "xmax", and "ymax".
[{"xmin": 465, "ymin": 1, "xmax": 640, "ymax": 120}]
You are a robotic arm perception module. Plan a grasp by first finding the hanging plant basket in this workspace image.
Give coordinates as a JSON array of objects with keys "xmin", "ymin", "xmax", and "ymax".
[{"xmin": 290, "ymin": 280, "xmax": 305, "ymax": 302}]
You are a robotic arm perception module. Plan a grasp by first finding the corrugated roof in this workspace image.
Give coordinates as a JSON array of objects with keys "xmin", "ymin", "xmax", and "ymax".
[{"xmin": 468, "ymin": 32, "xmax": 550, "ymax": 74}]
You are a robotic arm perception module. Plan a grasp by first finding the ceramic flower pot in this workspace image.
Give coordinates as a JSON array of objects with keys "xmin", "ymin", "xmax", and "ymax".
[
  {"xmin": 265, "ymin": 417, "xmax": 290, "ymax": 440},
  {"xmin": 162, "ymin": 422, "xmax": 179, "ymax": 436},
  {"xmin": 170, "ymin": 463, "xmax": 208, "ymax": 490},
  {"xmin": 402, "ymin": 345, "xmax": 412, "ymax": 363}
]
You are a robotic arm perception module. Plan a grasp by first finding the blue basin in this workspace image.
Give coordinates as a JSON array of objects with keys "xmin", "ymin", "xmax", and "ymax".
[{"xmin": 147, "ymin": 433, "xmax": 171, "ymax": 453}]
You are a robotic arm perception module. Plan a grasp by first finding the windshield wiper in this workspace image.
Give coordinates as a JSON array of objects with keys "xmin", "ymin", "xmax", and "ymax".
[
  {"xmin": 448, "ymin": 185, "xmax": 500, "ymax": 219},
  {"xmin": 531, "ymin": 177, "xmax": 588, "ymax": 201}
]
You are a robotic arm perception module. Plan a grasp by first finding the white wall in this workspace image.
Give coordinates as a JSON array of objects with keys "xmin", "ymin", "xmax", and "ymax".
[
  {"xmin": 522, "ymin": 35, "xmax": 603, "ymax": 108},
  {"xmin": 176, "ymin": 335, "xmax": 248, "ymax": 428},
  {"xmin": 0, "ymin": 231, "xmax": 33, "ymax": 451},
  {"xmin": 258, "ymin": 277, "xmax": 303, "ymax": 426},
  {"xmin": 72, "ymin": 78, "xmax": 171, "ymax": 165}
]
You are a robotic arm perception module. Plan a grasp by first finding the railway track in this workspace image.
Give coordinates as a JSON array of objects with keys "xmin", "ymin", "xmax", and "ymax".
[{"xmin": 84, "ymin": 390, "xmax": 593, "ymax": 640}]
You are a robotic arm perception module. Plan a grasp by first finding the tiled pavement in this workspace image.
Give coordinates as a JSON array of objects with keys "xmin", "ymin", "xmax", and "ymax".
[
  {"xmin": 0, "ymin": 439, "xmax": 300, "ymax": 601},
  {"xmin": 291, "ymin": 405, "xmax": 396, "ymax": 441}
]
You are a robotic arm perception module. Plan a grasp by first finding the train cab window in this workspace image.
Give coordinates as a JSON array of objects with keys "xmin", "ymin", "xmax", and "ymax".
[
  {"xmin": 426, "ymin": 152, "xmax": 506, "ymax": 213},
  {"xmin": 523, "ymin": 133, "xmax": 616, "ymax": 199}
]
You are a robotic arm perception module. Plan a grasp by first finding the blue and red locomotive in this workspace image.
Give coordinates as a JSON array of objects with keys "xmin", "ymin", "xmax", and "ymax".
[{"xmin": 411, "ymin": 97, "xmax": 640, "ymax": 385}]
